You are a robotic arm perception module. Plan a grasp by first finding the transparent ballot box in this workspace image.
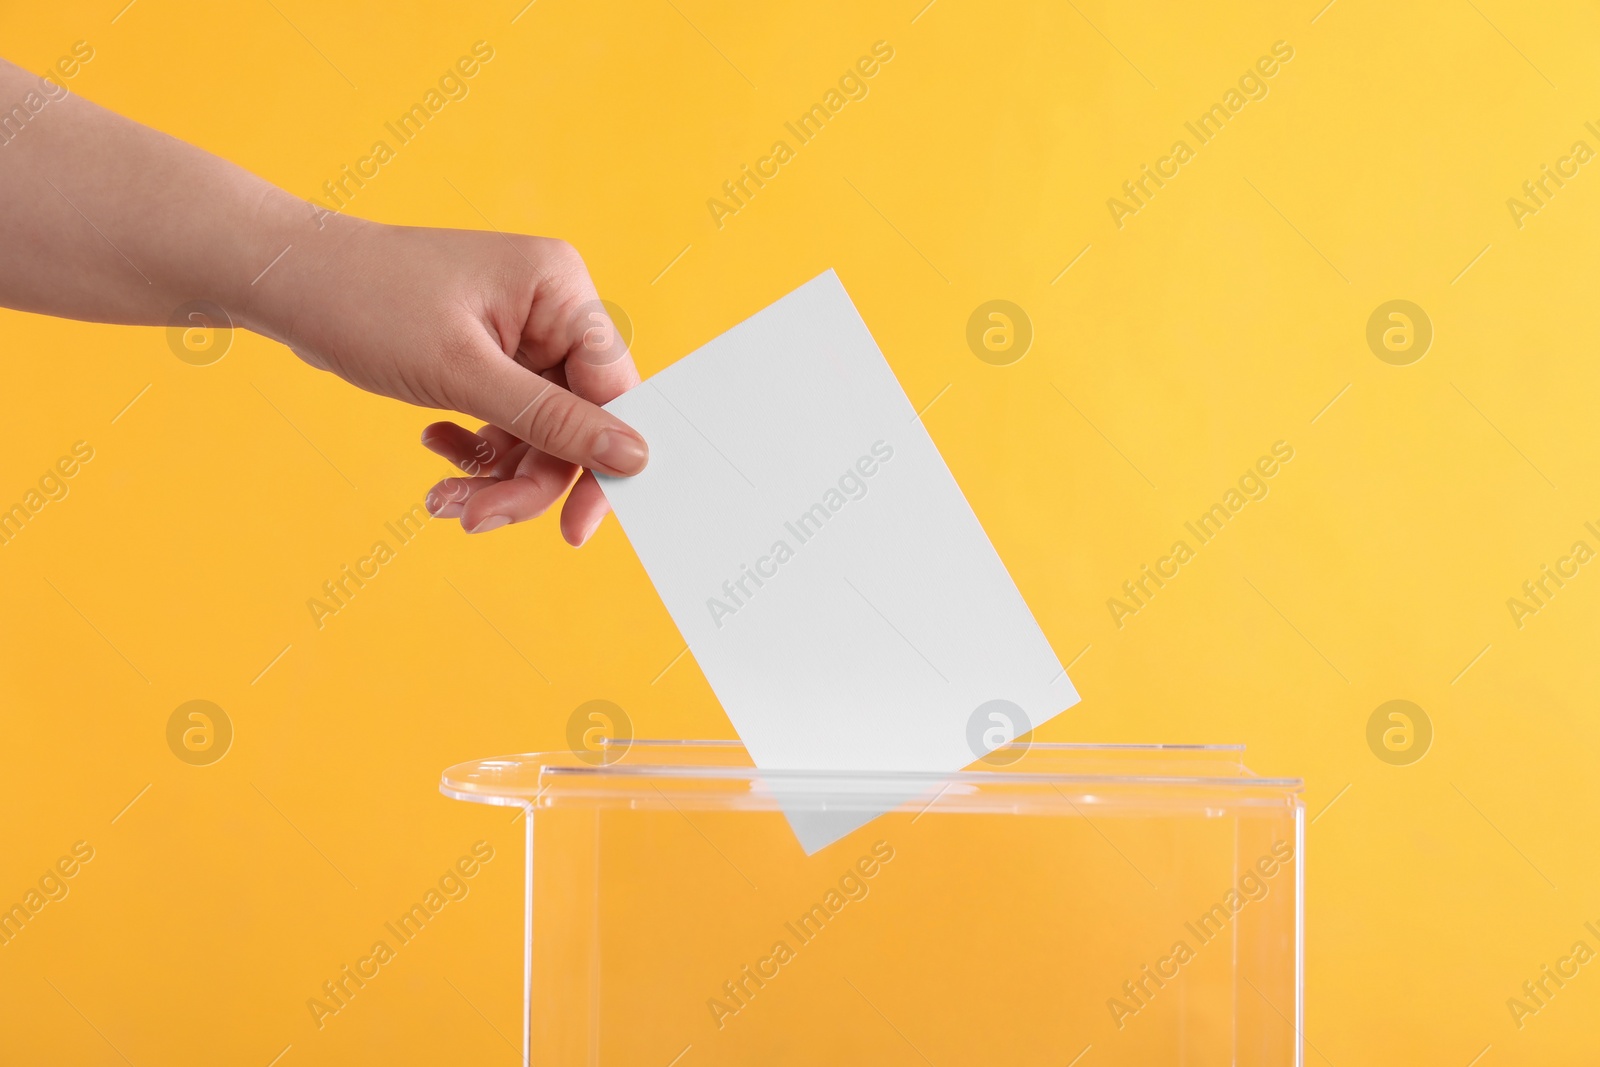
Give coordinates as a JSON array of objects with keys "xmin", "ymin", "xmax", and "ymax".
[{"xmin": 440, "ymin": 741, "xmax": 1304, "ymax": 1066}]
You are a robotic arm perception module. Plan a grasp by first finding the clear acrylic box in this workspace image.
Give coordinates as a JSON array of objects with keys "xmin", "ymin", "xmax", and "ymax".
[{"xmin": 441, "ymin": 741, "xmax": 1304, "ymax": 1066}]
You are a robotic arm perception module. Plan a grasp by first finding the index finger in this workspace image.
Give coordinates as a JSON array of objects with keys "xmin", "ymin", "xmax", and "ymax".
[
  {"xmin": 518, "ymin": 251, "xmax": 642, "ymax": 407},
  {"xmin": 559, "ymin": 296, "xmax": 642, "ymax": 406}
]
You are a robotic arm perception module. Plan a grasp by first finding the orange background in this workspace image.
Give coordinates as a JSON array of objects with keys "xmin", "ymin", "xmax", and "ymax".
[{"xmin": 3, "ymin": 0, "xmax": 1600, "ymax": 1063}]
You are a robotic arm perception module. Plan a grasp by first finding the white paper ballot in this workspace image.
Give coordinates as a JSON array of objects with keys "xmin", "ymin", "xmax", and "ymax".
[{"xmin": 598, "ymin": 270, "xmax": 1078, "ymax": 852}]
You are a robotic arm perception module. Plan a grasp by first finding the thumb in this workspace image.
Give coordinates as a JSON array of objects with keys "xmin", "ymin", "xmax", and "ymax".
[{"xmin": 451, "ymin": 335, "xmax": 649, "ymax": 476}]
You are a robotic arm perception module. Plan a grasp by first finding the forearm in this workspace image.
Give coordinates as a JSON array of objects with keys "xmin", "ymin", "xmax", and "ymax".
[{"xmin": 0, "ymin": 57, "xmax": 319, "ymax": 333}]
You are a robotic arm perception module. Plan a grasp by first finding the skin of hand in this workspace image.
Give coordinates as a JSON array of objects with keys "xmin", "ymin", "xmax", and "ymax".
[
  {"xmin": 0, "ymin": 57, "xmax": 646, "ymax": 544},
  {"xmin": 246, "ymin": 217, "xmax": 648, "ymax": 544}
]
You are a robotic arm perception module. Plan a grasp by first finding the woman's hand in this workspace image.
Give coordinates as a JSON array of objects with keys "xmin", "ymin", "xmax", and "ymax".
[
  {"xmin": 247, "ymin": 217, "xmax": 647, "ymax": 545},
  {"xmin": 0, "ymin": 57, "xmax": 647, "ymax": 546}
]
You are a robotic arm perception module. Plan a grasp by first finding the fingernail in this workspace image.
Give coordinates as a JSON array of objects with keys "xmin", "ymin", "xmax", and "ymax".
[
  {"xmin": 467, "ymin": 514, "xmax": 511, "ymax": 534},
  {"xmin": 593, "ymin": 430, "xmax": 648, "ymax": 476},
  {"xmin": 427, "ymin": 492, "xmax": 462, "ymax": 518},
  {"xmin": 577, "ymin": 511, "xmax": 606, "ymax": 546}
]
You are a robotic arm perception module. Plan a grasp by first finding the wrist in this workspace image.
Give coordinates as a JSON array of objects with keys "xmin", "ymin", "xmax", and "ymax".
[{"xmin": 225, "ymin": 188, "xmax": 367, "ymax": 347}]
